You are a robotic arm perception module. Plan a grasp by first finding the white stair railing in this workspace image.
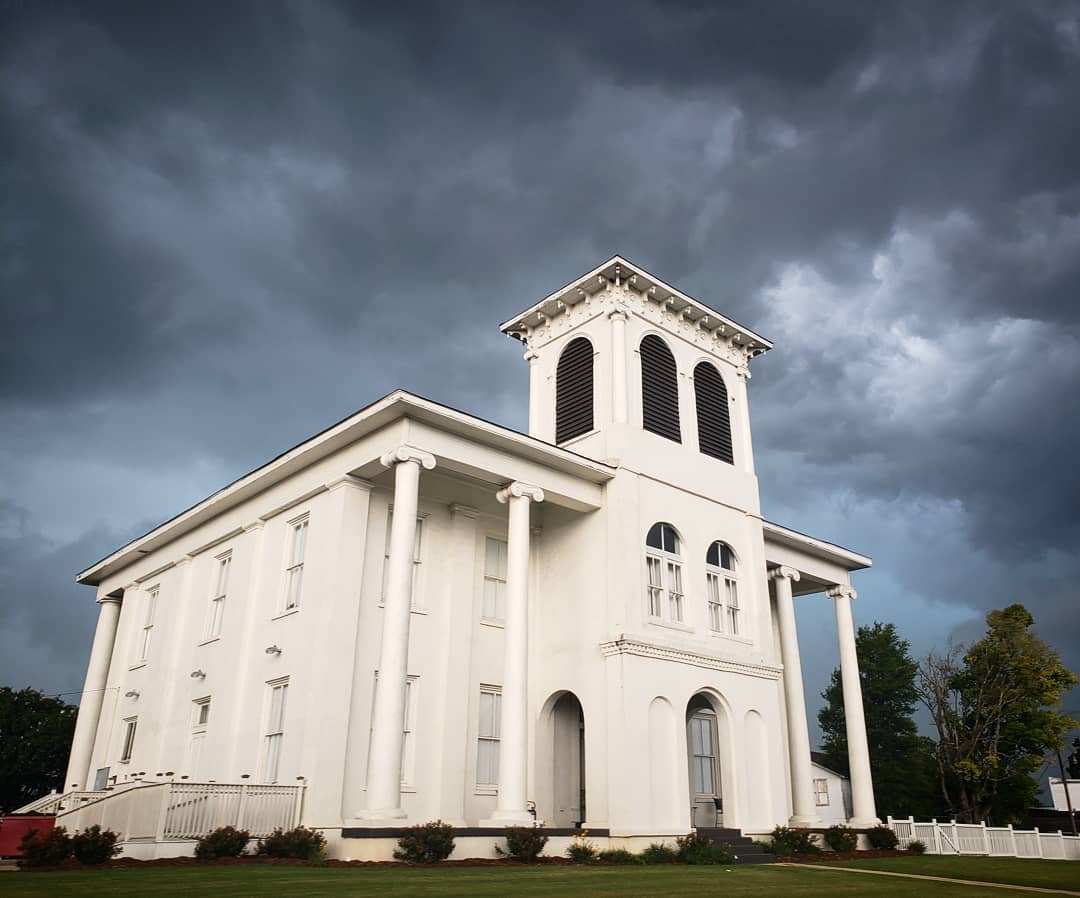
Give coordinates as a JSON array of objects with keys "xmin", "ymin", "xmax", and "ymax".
[{"xmin": 887, "ymin": 816, "xmax": 1079, "ymax": 861}]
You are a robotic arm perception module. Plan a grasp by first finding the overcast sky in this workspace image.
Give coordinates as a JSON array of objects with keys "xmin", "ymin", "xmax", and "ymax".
[{"xmin": 3, "ymin": 1, "xmax": 1078, "ymax": 746}]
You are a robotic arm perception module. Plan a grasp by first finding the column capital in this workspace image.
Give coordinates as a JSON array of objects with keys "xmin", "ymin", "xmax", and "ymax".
[
  {"xmin": 826, "ymin": 584, "xmax": 858, "ymax": 601},
  {"xmin": 769, "ymin": 565, "xmax": 801, "ymax": 583},
  {"xmin": 380, "ymin": 445, "xmax": 436, "ymax": 471},
  {"xmin": 496, "ymin": 482, "xmax": 544, "ymax": 504},
  {"xmin": 523, "ymin": 348, "xmax": 540, "ymax": 363},
  {"xmin": 98, "ymin": 593, "xmax": 124, "ymax": 606}
]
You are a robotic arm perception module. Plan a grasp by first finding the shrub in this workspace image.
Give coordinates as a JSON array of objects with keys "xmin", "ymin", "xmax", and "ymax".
[
  {"xmin": 598, "ymin": 848, "xmax": 643, "ymax": 865},
  {"xmin": 675, "ymin": 831, "xmax": 735, "ymax": 865},
  {"xmin": 867, "ymin": 826, "xmax": 899, "ymax": 849},
  {"xmin": 496, "ymin": 824, "xmax": 548, "ymax": 862},
  {"xmin": 18, "ymin": 826, "xmax": 72, "ymax": 867},
  {"xmin": 769, "ymin": 825, "xmax": 819, "ymax": 856},
  {"xmin": 824, "ymin": 825, "xmax": 858, "ymax": 852},
  {"xmin": 257, "ymin": 826, "xmax": 327, "ymax": 862},
  {"xmin": 394, "ymin": 820, "xmax": 455, "ymax": 864},
  {"xmin": 71, "ymin": 826, "xmax": 119, "ymax": 865},
  {"xmin": 907, "ymin": 839, "xmax": 927, "ymax": 855},
  {"xmin": 639, "ymin": 841, "xmax": 679, "ymax": 864},
  {"xmin": 566, "ymin": 830, "xmax": 597, "ymax": 863},
  {"xmin": 194, "ymin": 825, "xmax": 251, "ymax": 859}
]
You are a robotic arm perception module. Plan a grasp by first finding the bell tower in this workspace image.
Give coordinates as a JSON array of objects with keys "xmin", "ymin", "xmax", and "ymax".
[{"xmin": 500, "ymin": 256, "xmax": 771, "ymax": 486}]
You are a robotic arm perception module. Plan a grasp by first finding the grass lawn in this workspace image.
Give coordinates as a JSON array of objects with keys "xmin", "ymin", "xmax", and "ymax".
[
  {"xmin": 817, "ymin": 855, "xmax": 1080, "ymax": 891},
  {"xmin": 2, "ymin": 862, "xmax": 1077, "ymax": 898}
]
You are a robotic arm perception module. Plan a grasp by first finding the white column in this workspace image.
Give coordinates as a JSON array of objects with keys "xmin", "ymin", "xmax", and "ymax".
[
  {"xmin": 771, "ymin": 566, "xmax": 820, "ymax": 826},
  {"xmin": 486, "ymin": 481, "xmax": 544, "ymax": 825},
  {"xmin": 526, "ymin": 348, "xmax": 541, "ymax": 437},
  {"xmin": 65, "ymin": 594, "xmax": 123, "ymax": 790},
  {"xmin": 361, "ymin": 445, "xmax": 435, "ymax": 821},
  {"xmin": 735, "ymin": 364, "xmax": 755, "ymax": 475},
  {"xmin": 827, "ymin": 584, "xmax": 880, "ymax": 826},
  {"xmin": 609, "ymin": 306, "xmax": 629, "ymax": 425}
]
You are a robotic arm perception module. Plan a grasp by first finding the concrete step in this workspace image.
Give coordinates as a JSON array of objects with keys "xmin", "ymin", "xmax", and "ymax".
[{"xmin": 694, "ymin": 827, "xmax": 776, "ymax": 864}]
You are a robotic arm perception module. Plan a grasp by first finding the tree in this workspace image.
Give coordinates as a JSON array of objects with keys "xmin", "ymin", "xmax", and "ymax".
[
  {"xmin": 818, "ymin": 621, "xmax": 940, "ymax": 818},
  {"xmin": 0, "ymin": 687, "xmax": 77, "ymax": 813},
  {"xmin": 917, "ymin": 604, "xmax": 1077, "ymax": 824}
]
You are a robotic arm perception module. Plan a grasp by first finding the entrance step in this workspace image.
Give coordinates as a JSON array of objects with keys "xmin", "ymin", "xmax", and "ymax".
[{"xmin": 694, "ymin": 827, "xmax": 776, "ymax": 865}]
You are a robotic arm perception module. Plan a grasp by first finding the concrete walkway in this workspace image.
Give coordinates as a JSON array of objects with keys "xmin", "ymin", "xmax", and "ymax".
[{"xmin": 784, "ymin": 863, "xmax": 1080, "ymax": 896}]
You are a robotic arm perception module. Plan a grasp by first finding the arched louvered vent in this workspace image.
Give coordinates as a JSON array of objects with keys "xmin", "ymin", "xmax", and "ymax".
[
  {"xmin": 555, "ymin": 337, "xmax": 594, "ymax": 444},
  {"xmin": 640, "ymin": 334, "xmax": 681, "ymax": 443},
  {"xmin": 694, "ymin": 362, "xmax": 734, "ymax": 464}
]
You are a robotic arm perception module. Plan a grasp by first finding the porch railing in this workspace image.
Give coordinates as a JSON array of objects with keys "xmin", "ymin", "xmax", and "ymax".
[
  {"xmin": 12, "ymin": 790, "xmax": 111, "ymax": 816},
  {"xmin": 887, "ymin": 816, "xmax": 1080, "ymax": 860}
]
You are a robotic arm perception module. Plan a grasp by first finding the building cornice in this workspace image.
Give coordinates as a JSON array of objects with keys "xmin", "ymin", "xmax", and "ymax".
[
  {"xmin": 599, "ymin": 636, "xmax": 783, "ymax": 681},
  {"xmin": 762, "ymin": 519, "xmax": 872, "ymax": 571}
]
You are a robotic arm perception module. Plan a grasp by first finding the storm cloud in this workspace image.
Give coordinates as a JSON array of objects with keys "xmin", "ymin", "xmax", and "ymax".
[{"xmin": 2, "ymin": 1, "xmax": 1078, "ymax": 736}]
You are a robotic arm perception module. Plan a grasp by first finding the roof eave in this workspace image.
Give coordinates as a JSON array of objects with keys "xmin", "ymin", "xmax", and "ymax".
[{"xmin": 762, "ymin": 519, "xmax": 872, "ymax": 571}]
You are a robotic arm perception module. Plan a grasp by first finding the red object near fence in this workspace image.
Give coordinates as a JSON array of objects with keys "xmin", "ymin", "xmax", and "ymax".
[{"xmin": 0, "ymin": 815, "xmax": 56, "ymax": 857}]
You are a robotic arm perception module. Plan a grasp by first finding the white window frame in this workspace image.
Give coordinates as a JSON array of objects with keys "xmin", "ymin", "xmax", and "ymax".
[
  {"xmin": 476, "ymin": 686, "xmax": 502, "ymax": 790},
  {"xmin": 706, "ymin": 541, "xmax": 741, "ymax": 637},
  {"xmin": 188, "ymin": 697, "xmax": 211, "ymax": 780},
  {"xmin": 481, "ymin": 536, "xmax": 508, "ymax": 623},
  {"xmin": 814, "ymin": 777, "xmax": 830, "ymax": 806},
  {"xmin": 283, "ymin": 516, "xmax": 309, "ymax": 612},
  {"xmin": 135, "ymin": 586, "xmax": 158, "ymax": 663},
  {"xmin": 688, "ymin": 710, "xmax": 718, "ymax": 797},
  {"xmin": 192, "ymin": 696, "xmax": 211, "ymax": 731},
  {"xmin": 207, "ymin": 553, "xmax": 231, "ymax": 639},
  {"xmin": 262, "ymin": 678, "xmax": 289, "ymax": 783},
  {"xmin": 645, "ymin": 524, "xmax": 684, "ymax": 625},
  {"xmin": 120, "ymin": 717, "xmax": 138, "ymax": 764},
  {"xmin": 381, "ymin": 509, "xmax": 426, "ymax": 611}
]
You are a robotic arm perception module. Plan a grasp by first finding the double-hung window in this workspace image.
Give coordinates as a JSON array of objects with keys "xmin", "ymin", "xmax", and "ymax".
[
  {"xmin": 705, "ymin": 541, "xmax": 740, "ymax": 636},
  {"xmin": 382, "ymin": 511, "xmax": 424, "ymax": 609},
  {"xmin": 482, "ymin": 537, "xmax": 508, "ymax": 622},
  {"xmin": 284, "ymin": 517, "xmax": 308, "ymax": 611},
  {"xmin": 645, "ymin": 523, "xmax": 683, "ymax": 624},
  {"xmin": 263, "ymin": 679, "xmax": 288, "ymax": 782},
  {"xmin": 208, "ymin": 554, "xmax": 231, "ymax": 638},
  {"xmin": 476, "ymin": 687, "xmax": 501, "ymax": 787},
  {"xmin": 120, "ymin": 717, "xmax": 138, "ymax": 763},
  {"xmin": 135, "ymin": 586, "xmax": 158, "ymax": 663},
  {"xmin": 688, "ymin": 712, "xmax": 717, "ymax": 796},
  {"xmin": 814, "ymin": 778, "xmax": 830, "ymax": 806}
]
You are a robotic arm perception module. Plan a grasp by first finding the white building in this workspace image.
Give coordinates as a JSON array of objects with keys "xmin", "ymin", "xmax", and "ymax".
[
  {"xmin": 810, "ymin": 753, "xmax": 854, "ymax": 826},
  {"xmin": 55, "ymin": 257, "xmax": 879, "ymax": 858}
]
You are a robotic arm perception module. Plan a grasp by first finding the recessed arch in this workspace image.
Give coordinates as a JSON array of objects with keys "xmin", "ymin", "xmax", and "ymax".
[
  {"xmin": 535, "ymin": 690, "xmax": 587, "ymax": 826},
  {"xmin": 694, "ymin": 361, "xmax": 733, "ymax": 463},
  {"xmin": 640, "ymin": 334, "xmax": 681, "ymax": 442},
  {"xmin": 685, "ymin": 688, "xmax": 738, "ymax": 828},
  {"xmin": 555, "ymin": 337, "xmax": 594, "ymax": 444}
]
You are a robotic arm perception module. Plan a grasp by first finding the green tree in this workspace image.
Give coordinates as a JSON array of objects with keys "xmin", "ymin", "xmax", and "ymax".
[
  {"xmin": 0, "ymin": 687, "xmax": 77, "ymax": 813},
  {"xmin": 917, "ymin": 605, "xmax": 1077, "ymax": 824},
  {"xmin": 818, "ymin": 621, "xmax": 939, "ymax": 818}
]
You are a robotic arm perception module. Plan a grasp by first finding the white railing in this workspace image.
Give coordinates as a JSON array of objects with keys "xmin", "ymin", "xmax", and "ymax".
[
  {"xmin": 888, "ymin": 816, "xmax": 1080, "ymax": 861},
  {"xmin": 55, "ymin": 781, "xmax": 305, "ymax": 842},
  {"xmin": 12, "ymin": 790, "xmax": 112, "ymax": 816}
]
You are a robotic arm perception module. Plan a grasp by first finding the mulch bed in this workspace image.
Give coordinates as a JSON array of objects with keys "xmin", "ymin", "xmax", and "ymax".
[
  {"xmin": 18, "ymin": 855, "xmax": 581, "ymax": 872},
  {"xmin": 780, "ymin": 849, "xmax": 910, "ymax": 862}
]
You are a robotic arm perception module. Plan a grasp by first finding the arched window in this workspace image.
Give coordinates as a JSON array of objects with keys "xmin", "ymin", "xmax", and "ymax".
[
  {"xmin": 645, "ymin": 522, "xmax": 684, "ymax": 622},
  {"xmin": 555, "ymin": 337, "xmax": 594, "ymax": 444},
  {"xmin": 640, "ymin": 335, "xmax": 681, "ymax": 443},
  {"xmin": 694, "ymin": 362, "xmax": 733, "ymax": 464},
  {"xmin": 705, "ymin": 541, "xmax": 739, "ymax": 635}
]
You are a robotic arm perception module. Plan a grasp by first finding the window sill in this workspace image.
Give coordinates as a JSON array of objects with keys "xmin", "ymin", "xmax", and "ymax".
[
  {"xmin": 647, "ymin": 618, "xmax": 694, "ymax": 634},
  {"xmin": 709, "ymin": 631, "xmax": 753, "ymax": 646},
  {"xmin": 400, "ymin": 786, "xmax": 416, "ymax": 794},
  {"xmin": 376, "ymin": 603, "xmax": 428, "ymax": 615},
  {"xmin": 128, "ymin": 662, "xmax": 147, "ymax": 672},
  {"xmin": 480, "ymin": 619, "xmax": 505, "ymax": 630},
  {"xmin": 475, "ymin": 786, "xmax": 498, "ymax": 796},
  {"xmin": 272, "ymin": 608, "xmax": 300, "ymax": 622},
  {"xmin": 198, "ymin": 637, "xmax": 221, "ymax": 647}
]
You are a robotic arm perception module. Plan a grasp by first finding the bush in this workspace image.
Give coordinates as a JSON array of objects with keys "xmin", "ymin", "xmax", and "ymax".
[
  {"xmin": 867, "ymin": 826, "xmax": 899, "ymax": 849},
  {"xmin": 394, "ymin": 820, "xmax": 455, "ymax": 864},
  {"xmin": 18, "ymin": 826, "xmax": 72, "ymax": 867},
  {"xmin": 769, "ymin": 825, "xmax": 819, "ymax": 856},
  {"xmin": 675, "ymin": 831, "xmax": 735, "ymax": 865},
  {"xmin": 566, "ymin": 831, "xmax": 597, "ymax": 863},
  {"xmin": 639, "ymin": 842, "xmax": 679, "ymax": 864},
  {"xmin": 257, "ymin": 826, "xmax": 327, "ymax": 862},
  {"xmin": 496, "ymin": 824, "xmax": 548, "ymax": 862},
  {"xmin": 71, "ymin": 826, "xmax": 119, "ymax": 865},
  {"xmin": 907, "ymin": 839, "xmax": 927, "ymax": 855},
  {"xmin": 824, "ymin": 825, "xmax": 858, "ymax": 852},
  {"xmin": 194, "ymin": 826, "xmax": 251, "ymax": 859},
  {"xmin": 598, "ymin": 848, "xmax": 643, "ymax": 865}
]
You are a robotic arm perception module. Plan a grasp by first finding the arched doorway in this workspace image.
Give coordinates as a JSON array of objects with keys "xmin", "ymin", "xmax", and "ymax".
[
  {"xmin": 537, "ymin": 691, "xmax": 586, "ymax": 827},
  {"xmin": 686, "ymin": 693, "xmax": 732, "ymax": 829}
]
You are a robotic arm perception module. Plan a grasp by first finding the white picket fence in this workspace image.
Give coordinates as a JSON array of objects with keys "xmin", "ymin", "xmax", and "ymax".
[
  {"xmin": 55, "ymin": 781, "xmax": 305, "ymax": 842},
  {"xmin": 887, "ymin": 816, "xmax": 1080, "ymax": 860}
]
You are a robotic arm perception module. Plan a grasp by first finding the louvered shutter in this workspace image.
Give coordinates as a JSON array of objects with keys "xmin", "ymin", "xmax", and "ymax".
[
  {"xmin": 555, "ymin": 337, "xmax": 594, "ymax": 444},
  {"xmin": 640, "ymin": 335, "xmax": 681, "ymax": 443},
  {"xmin": 694, "ymin": 362, "xmax": 734, "ymax": 464}
]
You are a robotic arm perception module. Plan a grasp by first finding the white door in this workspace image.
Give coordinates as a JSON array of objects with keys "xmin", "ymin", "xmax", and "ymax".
[{"xmin": 688, "ymin": 710, "xmax": 721, "ymax": 827}]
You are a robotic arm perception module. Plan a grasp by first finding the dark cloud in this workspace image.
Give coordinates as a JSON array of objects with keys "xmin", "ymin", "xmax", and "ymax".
[{"xmin": 1, "ymin": 1, "xmax": 1077, "ymax": 727}]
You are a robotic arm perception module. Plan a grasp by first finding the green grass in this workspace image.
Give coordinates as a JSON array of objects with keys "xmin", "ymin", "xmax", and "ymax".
[
  {"xmin": 817, "ymin": 855, "xmax": 1080, "ymax": 891},
  {"xmin": 1, "ymin": 862, "xmax": 1075, "ymax": 898}
]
